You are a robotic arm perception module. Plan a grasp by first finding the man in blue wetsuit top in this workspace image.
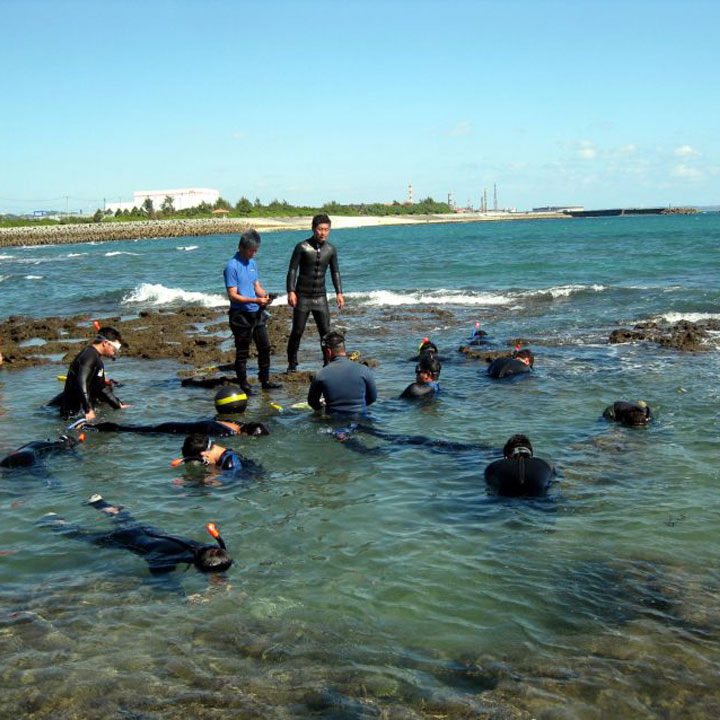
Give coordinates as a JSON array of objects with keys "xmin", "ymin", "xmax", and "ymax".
[
  {"xmin": 286, "ymin": 214, "xmax": 344, "ymax": 371},
  {"xmin": 308, "ymin": 331, "xmax": 377, "ymax": 416},
  {"xmin": 224, "ymin": 230, "xmax": 281, "ymax": 395}
]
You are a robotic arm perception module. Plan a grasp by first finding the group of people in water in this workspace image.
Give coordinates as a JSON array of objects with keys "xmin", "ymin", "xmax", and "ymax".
[{"xmin": 1, "ymin": 214, "xmax": 653, "ymax": 579}]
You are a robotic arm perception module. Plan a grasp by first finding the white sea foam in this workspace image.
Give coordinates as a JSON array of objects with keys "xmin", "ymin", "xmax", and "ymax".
[
  {"xmin": 525, "ymin": 284, "xmax": 607, "ymax": 299},
  {"xmin": 659, "ymin": 312, "xmax": 720, "ymax": 323},
  {"xmin": 0, "ymin": 254, "xmax": 14, "ymax": 260},
  {"xmin": 121, "ymin": 283, "xmax": 226, "ymax": 308},
  {"xmin": 344, "ymin": 289, "xmax": 514, "ymax": 307},
  {"xmin": 105, "ymin": 251, "xmax": 140, "ymax": 257},
  {"xmin": 0, "ymin": 275, "xmax": 8, "ymax": 283},
  {"xmin": 176, "ymin": 245, "xmax": 199, "ymax": 252},
  {"xmin": 67, "ymin": 252, "xmax": 88, "ymax": 257},
  {"xmin": 24, "ymin": 274, "xmax": 44, "ymax": 280}
]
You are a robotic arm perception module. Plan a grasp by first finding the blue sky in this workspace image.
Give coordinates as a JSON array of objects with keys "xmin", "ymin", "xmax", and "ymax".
[{"xmin": 1, "ymin": 0, "xmax": 718, "ymax": 213}]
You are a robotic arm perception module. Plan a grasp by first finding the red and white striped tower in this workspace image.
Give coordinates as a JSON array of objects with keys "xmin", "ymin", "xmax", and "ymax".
[{"xmin": 408, "ymin": 182, "xmax": 413, "ymax": 204}]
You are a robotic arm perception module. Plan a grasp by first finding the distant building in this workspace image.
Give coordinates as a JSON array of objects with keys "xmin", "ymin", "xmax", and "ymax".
[
  {"xmin": 105, "ymin": 188, "xmax": 220, "ymax": 213},
  {"xmin": 532, "ymin": 205, "xmax": 584, "ymax": 213}
]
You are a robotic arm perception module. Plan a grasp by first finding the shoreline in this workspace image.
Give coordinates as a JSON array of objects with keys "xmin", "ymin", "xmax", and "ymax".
[{"xmin": 0, "ymin": 212, "xmax": 566, "ymax": 248}]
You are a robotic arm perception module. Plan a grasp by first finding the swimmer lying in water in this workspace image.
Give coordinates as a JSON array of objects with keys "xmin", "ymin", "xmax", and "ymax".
[
  {"xmin": 172, "ymin": 434, "xmax": 245, "ymax": 471},
  {"xmin": 484, "ymin": 434, "xmax": 555, "ymax": 498},
  {"xmin": 486, "ymin": 348, "xmax": 534, "ymax": 379},
  {"xmin": 41, "ymin": 494, "xmax": 232, "ymax": 575},
  {"xmin": 603, "ymin": 400, "xmax": 651, "ymax": 426},
  {"xmin": 70, "ymin": 387, "xmax": 269, "ymax": 438},
  {"xmin": 0, "ymin": 435, "xmax": 79, "ymax": 469}
]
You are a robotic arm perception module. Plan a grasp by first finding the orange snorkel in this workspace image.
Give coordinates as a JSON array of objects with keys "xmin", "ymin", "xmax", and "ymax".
[{"xmin": 206, "ymin": 522, "xmax": 226, "ymax": 549}]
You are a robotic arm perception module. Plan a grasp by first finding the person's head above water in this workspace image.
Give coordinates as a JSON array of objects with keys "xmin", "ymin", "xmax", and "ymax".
[
  {"xmin": 194, "ymin": 546, "xmax": 233, "ymax": 572},
  {"xmin": 311, "ymin": 214, "xmax": 331, "ymax": 242},
  {"xmin": 416, "ymin": 355, "xmax": 441, "ymax": 382},
  {"xmin": 322, "ymin": 331, "xmax": 346, "ymax": 358},
  {"xmin": 604, "ymin": 400, "xmax": 651, "ymax": 426},
  {"xmin": 214, "ymin": 387, "xmax": 248, "ymax": 416},
  {"xmin": 514, "ymin": 348, "xmax": 534, "ymax": 367},
  {"xmin": 418, "ymin": 338, "xmax": 438, "ymax": 356},
  {"xmin": 179, "ymin": 434, "xmax": 230, "ymax": 467},
  {"xmin": 93, "ymin": 326, "xmax": 122, "ymax": 359},
  {"xmin": 503, "ymin": 434, "xmax": 534, "ymax": 459}
]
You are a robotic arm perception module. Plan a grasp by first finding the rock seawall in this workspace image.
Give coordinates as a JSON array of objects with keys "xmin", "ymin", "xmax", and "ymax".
[{"xmin": 0, "ymin": 218, "xmax": 254, "ymax": 247}]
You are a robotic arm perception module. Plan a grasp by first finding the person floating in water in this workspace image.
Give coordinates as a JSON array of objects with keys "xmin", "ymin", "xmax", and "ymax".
[
  {"xmin": 467, "ymin": 322, "xmax": 491, "ymax": 346},
  {"xmin": 603, "ymin": 400, "xmax": 651, "ymax": 426},
  {"xmin": 308, "ymin": 332, "xmax": 377, "ymax": 416},
  {"xmin": 484, "ymin": 434, "xmax": 555, "ymax": 497},
  {"xmin": 1, "ymin": 434, "xmax": 79, "ymax": 469},
  {"xmin": 286, "ymin": 214, "xmax": 344, "ymax": 372},
  {"xmin": 41, "ymin": 494, "xmax": 232, "ymax": 574},
  {"xmin": 73, "ymin": 387, "xmax": 269, "ymax": 438},
  {"xmin": 399, "ymin": 355, "xmax": 442, "ymax": 400},
  {"xmin": 174, "ymin": 434, "xmax": 244, "ymax": 471},
  {"xmin": 50, "ymin": 325, "xmax": 129, "ymax": 420},
  {"xmin": 224, "ymin": 229, "xmax": 281, "ymax": 395},
  {"xmin": 487, "ymin": 348, "xmax": 534, "ymax": 379}
]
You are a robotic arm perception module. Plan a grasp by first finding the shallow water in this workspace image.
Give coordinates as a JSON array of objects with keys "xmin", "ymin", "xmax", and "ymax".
[{"xmin": 1, "ymin": 215, "xmax": 720, "ymax": 718}]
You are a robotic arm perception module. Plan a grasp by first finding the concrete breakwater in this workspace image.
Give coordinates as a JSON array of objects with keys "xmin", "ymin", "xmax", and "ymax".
[{"xmin": 0, "ymin": 218, "xmax": 259, "ymax": 247}]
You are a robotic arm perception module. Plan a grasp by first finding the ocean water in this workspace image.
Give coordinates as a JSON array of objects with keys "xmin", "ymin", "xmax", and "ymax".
[{"xmin": 1, "ymin": 214, "xmax": 720, "ymax": 718}]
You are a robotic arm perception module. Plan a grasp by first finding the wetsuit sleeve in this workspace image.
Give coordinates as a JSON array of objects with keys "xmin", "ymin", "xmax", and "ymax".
[
  {"xmin": 363, "ymin": 368, "xmax": 377, "ymax": 407},
  {"xmin": 76, "ymin": 354, "xmax": 98, "ymax": 412},
  {"xmin": 97, "ymin": 384, "xmax": 123, "ymax": 410},
  {"xmin": 329, "ymin": 246, "xmax": 342, "ymax": 294},
  {"xmin": 307, "ymin": 377, "xmax": 324, "ymax": 411},
  {"xmin": 219, "ymin": 449, "xmax": 243, "ymax": 470},
  {"xmin": 286, "ymin": 243, "xmax": 303, "ymax": 294},
  {"xmin": 238, "ymin": 422, "xmax": 270, "ymax": 436}
]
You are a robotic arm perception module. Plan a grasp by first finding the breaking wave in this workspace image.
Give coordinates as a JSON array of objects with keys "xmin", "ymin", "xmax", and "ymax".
[
  {"xmin": 105, "ymin": 251, "xmax": 140, "ymax": 257},
  {"xmin": 176, "ymin": 245, "xmax": 199, "ymax": 252},
  {"xmin": 121, "ymin": 283, "xmax": 226, "ymax": 308},
  {"xmin": 659, "ymin": 312, "xmax": 720, "ymax": 323}
]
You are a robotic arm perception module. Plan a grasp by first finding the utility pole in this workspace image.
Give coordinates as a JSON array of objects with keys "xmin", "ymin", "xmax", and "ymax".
[{"xmin": 493, "ymin": 184, "xmax": 498, "ymax": 212}]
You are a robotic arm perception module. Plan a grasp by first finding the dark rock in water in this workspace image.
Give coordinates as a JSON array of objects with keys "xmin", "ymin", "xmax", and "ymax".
[{"xmin": 609, "ymin": 319, "xmax": 714, "ymax": 351}]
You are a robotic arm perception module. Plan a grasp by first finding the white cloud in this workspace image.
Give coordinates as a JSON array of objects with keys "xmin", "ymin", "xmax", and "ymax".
[
  {"xmin": 577, "ymin": 140, "xmax": 597, "ymax": 160},
  {"xmin": 448, "ymin": 121, "xmax": 472, "ymax": 137},
  {"xmin": 674, "ymin": 145, "xmax": 701, "ymax": 157},
  {"xmin": 231, "ymin": 131, "xmax": 247, "ymax": 140},
  {"xmin": 672, "ymin": 164, "xmax": 702, "ymax": 180}
]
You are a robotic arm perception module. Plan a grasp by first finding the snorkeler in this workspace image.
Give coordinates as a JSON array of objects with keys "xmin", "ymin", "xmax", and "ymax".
[
  {"xmin": 484, "ymin": 434, "xmax": 555, "ymax": 497},
  {"xmin": 409, "ymin": 337, "xmax": 441, "ymax": 362},
  {"xmin": 73, "ymin": 387, "xmax": 269, "ymax": 438},
  {"xmin": 399, "ymin": 355, "xmax": 442, "ymax": 400},
  {"xmin": 173, "ymin": 434, "xmax": 244, "ymax": 470},
  {"xmin": 486, "ymin": 348, "xmax": 534, "ymax": 379},
  {"xmin": 50, "ymin": 325, "xmax": 129, "ymax": 420},
  {"xmin": 467, "ymin": 322, "xmax": 491, "ymax": 346},
  {"xmin": 1, "ymin": 435, "xmax": 79, "ymax": 469},
  {"xmin": 603, "ymin": 401, "xmax": 651, "ymax": 426},
  {"xmin": 41, "ymin": 494, "xmax": 232, "ymax": 574}
]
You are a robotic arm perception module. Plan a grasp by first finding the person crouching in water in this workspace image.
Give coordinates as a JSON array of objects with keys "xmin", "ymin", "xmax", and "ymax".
[
  {"xmin": 486, "ymin": 348, "xmax": 534, "ymax": 379},
  {"xmin": 484, "ymin": 434, "xmax": 555, "ymax": 497},
  {"xmin": 399, "ymin": 355, "xmax": 442, "ymax": 400},
  {"xmin": 41, "ymin": 494, "xmax": 232, "ymax": 575},
  {"xmin": 50, "ymin": 326, "xmax": 129, "ymax": 420}
]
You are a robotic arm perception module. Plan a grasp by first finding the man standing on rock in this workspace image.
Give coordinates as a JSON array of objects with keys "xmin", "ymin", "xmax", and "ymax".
[
  {"xmin": 224, "ymin": 230, "xmax": 281, "ymax": 394},
  {"xmin": 286, "ymin": 214, "xmax": 344, "ymax": 372}
]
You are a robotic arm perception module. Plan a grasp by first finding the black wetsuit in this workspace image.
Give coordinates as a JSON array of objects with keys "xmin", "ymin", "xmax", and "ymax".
[
  {"xmin": 603, "ymin": 401, "xmax": 651, "ymax": 426},
  {"xmin": 286, "ymin": 237, "xmax": 342, "ymax": 367},
  {"xmin": 0, "ymin": 436, "xmax": 77, "ymax": 468},
  {"xmin": 87, "ymin": 418, "xmax": 268, "ymax": 437},
  {"xmin": 484, "ymin": 456, "xmax": 554, "ymax": 497},
  {"xmin": 51, "ymin": 345, "xmax": 122, "ymax": 418},
  {"xmin": 487, "ymin": 357, "xmax": 531, "ymax": 379},
  {"xmin": 399, "ymin": 381, "xmax": 440, "ymax": 400},
  {"xmin": 45, "ymin": 498, "xmax": 221, "ymax": 574}
]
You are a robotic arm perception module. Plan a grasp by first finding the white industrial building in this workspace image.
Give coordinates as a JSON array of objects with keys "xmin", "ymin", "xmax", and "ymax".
[{"xmin": 105, "ymin": 188, "xmax": 220, "ymax": 213}]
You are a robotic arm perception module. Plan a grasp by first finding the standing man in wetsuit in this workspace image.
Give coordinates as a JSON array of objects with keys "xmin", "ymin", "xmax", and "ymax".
[
  {"xmin": 55, "ymin": 326, "xmax": 127, "ymax": 420},
  {"xmin": 224, "ymin": 230, "xmax": 281, "ymax": 394},
  {"xmin": 286, "ymin": 214, "xmax": 344, "ymax": 372}
]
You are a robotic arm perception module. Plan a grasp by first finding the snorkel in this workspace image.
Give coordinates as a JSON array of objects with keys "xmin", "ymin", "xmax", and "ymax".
[{"xmin": 206, "ymin": 522, "xmax": 227, "ymax": 550}]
